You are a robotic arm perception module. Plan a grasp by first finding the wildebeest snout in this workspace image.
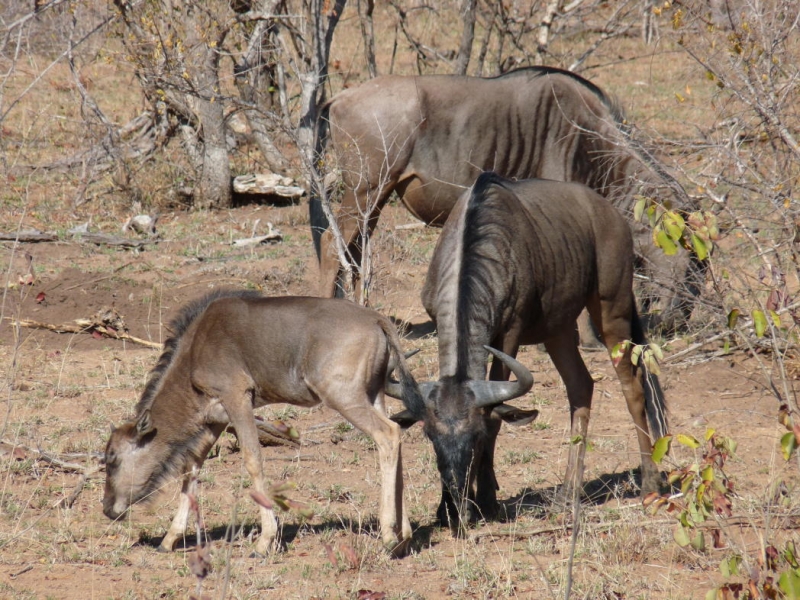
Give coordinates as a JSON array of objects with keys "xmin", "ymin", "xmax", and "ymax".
[{"xmin": 102, "ymin": 497, "xmax": 126, "ymax": 521}]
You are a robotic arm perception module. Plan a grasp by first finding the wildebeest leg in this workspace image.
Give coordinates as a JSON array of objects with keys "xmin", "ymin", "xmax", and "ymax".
[
  {"xmin": 160, "ymin": 466, "xmax": 199, "ymax": 551},
  {"xmin": 336, "ymin": 389, "xmax": 411, "ymax": 556},
  {"xmin": 318, "ymin": 182, "xmax": 395, "ymax": 300},
  {"xmin": 577, "ymin": 310, "xmax": 604, "ymax": 349},
  {"xmin": 219, "ymin": 381, "xmax": 279, "ymax": 555},
  {"xmin": 593, "ymin": 305, "xmax": 661, "ymax": 495},
  {"xmin": 544, "ymin": 328, "xmax": 593, "ymax": 506},
  {"xmin": 474, "ymin": 413, "xmax": 502, "ymax": 520}
]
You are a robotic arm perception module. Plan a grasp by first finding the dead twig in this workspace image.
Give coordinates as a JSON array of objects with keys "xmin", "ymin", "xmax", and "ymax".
[
  {"xmin": 10, "ymin": 318, "xmax": 162, "ymax": 349},
  {"xmin": 1, "ymin": 441, "xmax": 102, "ymax": 508}
]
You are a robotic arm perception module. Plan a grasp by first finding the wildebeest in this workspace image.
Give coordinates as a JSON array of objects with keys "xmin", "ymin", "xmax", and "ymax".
[
  {"xmin": 312, "ymin": 66, "xmax": 702, "ymax": 332},
  {"xmin": 387, "ymin": 173, "xmax": 668, "ymax": 530},
  {"xmin": 102, "ymin": 290, "xmax": 419, "ymax": 556}
]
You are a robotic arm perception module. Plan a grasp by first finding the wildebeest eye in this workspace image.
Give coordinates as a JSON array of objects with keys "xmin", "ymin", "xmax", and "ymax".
[{"xmin": 103, "ymin": 450, "xmax": 116, "ymax": 467}]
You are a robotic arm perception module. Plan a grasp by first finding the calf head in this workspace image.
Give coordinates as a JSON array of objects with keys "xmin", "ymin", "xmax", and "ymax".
[
  {"xmin": 102, "ymin": 409, "xmax": 212, "ymax": 520},
  {"xmin": 387, "ymin": 347, "xmax": 536, "ymax": 533}
]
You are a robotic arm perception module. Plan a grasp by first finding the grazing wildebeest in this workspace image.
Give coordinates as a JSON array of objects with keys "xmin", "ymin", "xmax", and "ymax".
[
  {"xmin": 312, "ymin": 66, "xmax": 702, "ymax": 332},
  {"xmin": 387, "ymin": 173, "xmax": 668, "ymax": 531},
  {"xmin": 102, "ymin": 290, "xmax": 419, "ymax": 556}
]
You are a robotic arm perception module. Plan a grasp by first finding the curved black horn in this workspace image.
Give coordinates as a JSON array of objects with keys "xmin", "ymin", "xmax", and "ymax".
[
  {"xmin": 384, "ymin": 378, "xmax": 435, "ymax": 401},
  {"xmin": 384, "ymin": 349, "xmax": 424, "ymax": 400},
  {"xmin": 468, "ymin": 346, "xmax": 534, "ymax": 408}
]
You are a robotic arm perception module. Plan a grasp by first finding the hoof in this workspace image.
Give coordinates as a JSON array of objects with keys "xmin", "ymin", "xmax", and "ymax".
[
  {"xmin": 387, "ymin": 536, "xmax": 410, "ymax": 558},
  {"xmin": 254, "ymin": 537, "xmax": 279, "ymax": 556}
]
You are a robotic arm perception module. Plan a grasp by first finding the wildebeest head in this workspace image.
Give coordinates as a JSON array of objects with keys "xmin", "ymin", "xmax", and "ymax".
[
  {"xmin": 387, "ymin": 346, "xmax": 536, "ymax": 532},
  {"xmin": 102, "ymin": 409, "xmax": 213, "ymax": 520}
]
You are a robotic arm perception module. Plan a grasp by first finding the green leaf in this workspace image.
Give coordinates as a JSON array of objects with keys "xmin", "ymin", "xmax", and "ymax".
[
  {"xmin": 644, "ymin": 350, "xmax": 662, "ymax": 376},
  {"xmin": 691, "ymin": 234, "xmax": 709, "ymax": 260},
  {"xmin": 634, "ymin": 196, "xmax": 647, "ymax": 222},
  {"xmin": 664, "ymin": 211, "xmax": 686, "ymax": 242},
  {"xmin": 655, "ymin": 229, "xmax": 678, "ymax": 255},
  {"xmin": 652, "ymin": 435, "xmax": 673, "ymax": 464},
  {"xmin": 705, "ymin": 428, "xmax": 716, "ymax": 441},
  {"xmin": 779, "ymin": 569, "xmax": 800, "ymax": 599},
  {"xmin": 770, "ymin": 310, "xmax": 782, "ymax": 328},
  {"xmin": 720, "ymin": 555, "xmax": 741, "ymax": 578},
  {"xmin": 649, "ymin": 343, "xmax": 664, "ymax": 361},
  {"xmin": 676, "ymin": 433, "xmax": 701, "ymax": 449},
  {"xmin": 785, "ymin": 541, "xmax": 798, "ymax": 569},
  {"xmin": 727, "ymin": 309, "xmax": 740, "ymax": 329},
  {"xmin": 674, "ymin": 525, "xmax": 691, "ymax": 547},
  {"xmin": 781, "ymin": 431, "xmax": 798, "ymax": 461},
  {"xmin": 691, "ymin": 530, "xmax": 706, "ymax": 552},
  {"xmin": 752, "ymin": 309, "xmax": 767, "ymax": 337},
  {"xmin": 701, "ymin": 465, "xmax": 715, "ymax": 482},
  {"xmin": 704, "ymin": 590, "xmax": 719, "ymax": 600},
  {"xmin": 610, "ymin": 340, "xmax": 630, "ymax": 366},
  {"xmin": 631, "ymin": 344, "xmax": 643, "ymax": 365},
  {"xmin": 646, "ymin": 205, "xmax": 658, "ymax": 227}
]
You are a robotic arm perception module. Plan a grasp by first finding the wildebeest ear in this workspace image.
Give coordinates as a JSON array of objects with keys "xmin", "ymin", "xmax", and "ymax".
[
  {"xmin": 390, "ymin": 409, "xmax": 421, "ymax": 430},
  {"xmin": 136, "ymin": 410, "xmax": 153, "ymax": 437},
  {"xmin": 491, "ymin": 404, "xmax": 539, "ymax": 427}
]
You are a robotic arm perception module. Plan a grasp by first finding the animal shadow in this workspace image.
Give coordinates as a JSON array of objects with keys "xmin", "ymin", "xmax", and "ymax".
[
  {"xmin": 139, "ymin": 518, "xmax": 435, "ymax": 556},
  {"xmin": 500, "ymin": 468, "xmax": 646, "ymax": 522},
  {"xmin": 389, "ymin": 317, "xmax": 437, "ymax": 340}
]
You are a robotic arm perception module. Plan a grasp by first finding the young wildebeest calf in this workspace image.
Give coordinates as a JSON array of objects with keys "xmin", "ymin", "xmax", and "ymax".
[
  {"xmin": 103, "ymin": 290, "xmax": 419, "ymax": 556},
  {"xmin": 388, "ymin": 172, "xmax": 668, "ymax": 531}
]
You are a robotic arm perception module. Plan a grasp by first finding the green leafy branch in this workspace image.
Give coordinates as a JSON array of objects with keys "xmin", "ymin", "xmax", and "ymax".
[
  {"xmin": 645, "ymin": 429, "xmax": 735, "ymax": 552},
  {"xmin": 633, "ymin": 195, "xmax": 719, "ymax": 260},
  {"xmin": 611, "ymin": 339, "xmax": 663, "ymax": 375},
  {"xmin": 647, "ymin": 429, "xmax": 800, "ymax": 599}
]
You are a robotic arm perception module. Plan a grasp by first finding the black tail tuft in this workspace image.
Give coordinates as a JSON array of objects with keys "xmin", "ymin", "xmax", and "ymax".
[{"xmin": 631, "ymin": 304, "xmax": 669, "ymax": 441}]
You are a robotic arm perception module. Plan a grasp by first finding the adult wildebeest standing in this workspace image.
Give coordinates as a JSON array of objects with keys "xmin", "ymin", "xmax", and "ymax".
[
  {"xmin": 102, "ymin": 290, "xmax": 419, "ymax": 556},
  {"xmin": 313, "ymin": 67, "xmax": 702, "ymax": 332},
  {"xmin": 387, "ymin": 173, "xmax": 667, "ymax": 530}
]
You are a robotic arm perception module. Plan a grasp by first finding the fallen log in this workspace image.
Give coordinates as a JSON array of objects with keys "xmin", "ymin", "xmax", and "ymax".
[
  {"xmin": 233, "ymin": 173, "xmax": 305, "ymax": 199},
  {"xmin": 0, "ymin": 231, "xmax": 59, "ymax": 242}
]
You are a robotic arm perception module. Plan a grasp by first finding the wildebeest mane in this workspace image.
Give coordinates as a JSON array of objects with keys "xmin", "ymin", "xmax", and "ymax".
[
  {"xmin": 134, "ymin": 288, "xmax": 262, "ymax": 415},
  {"xmin": 137, "ymin": 423, "xmax": 210, "ymax": 504},
  {"xmin": 495, "ymin": 66, "xmax": 626, "ymax": 128},
  {"xmin": 455, "ymin": 173, "xmax": 517, "ymax": 380}
]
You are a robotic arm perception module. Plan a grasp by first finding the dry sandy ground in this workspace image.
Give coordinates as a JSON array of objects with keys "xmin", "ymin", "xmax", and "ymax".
[{"xmin": 0, "ymin": 202, "xmax": 797, "ymax": 599}]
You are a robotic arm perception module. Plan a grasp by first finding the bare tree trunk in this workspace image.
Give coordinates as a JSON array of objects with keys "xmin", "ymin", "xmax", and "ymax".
[
  {"xmin": 535, "ymin": 0, "xmax": 563, "ymax": 65},
  {"xmin": 455, "ymin": 0, "xmax": 477, "ymax": 75},
  {"xmin": 233, "ymin": 0, "xmax": 289, "ymax": 174},
  {"xmin": 193, "ymin": 99, "xmax": 230, "ymax": 209},
  {"xmin": 185, "ymin": 18, "xmax": 231, "ymax": 209},
  {"xmin": 297, "ymin": 0, "xmax": 347, "ymax": 262},
  {"xmin": 358, "ymin": 0, "xmax": 378, "ymax": 78},
  {"xmin": 641, "ymin": 0, "xmax": 658, "ymax": 44}
]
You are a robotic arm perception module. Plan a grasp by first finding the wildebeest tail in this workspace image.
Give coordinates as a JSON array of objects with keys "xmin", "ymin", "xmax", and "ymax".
[
  {"xmin": 631, "ymin": 304, "xmax": 668, "ymax": 442},
  {"xmin": 309, "ymin": 101, "xmax": 333, "ymax": 260},
  {"xmin": 379, "ymin": 319, "xmax": 425, "ymax": 418}
]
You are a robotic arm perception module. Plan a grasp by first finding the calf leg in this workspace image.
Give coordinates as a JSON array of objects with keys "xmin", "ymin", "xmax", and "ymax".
[
  {"xmin": 219, "ymin": 381, "xmax": 278, "ymax": 555},
  {"xmin": 334, "ymin": 390, "xmax": 411, "ymax": 556},
  {"xmin": 544, "ymin": 328, "xmax": 594, "ymax": 506},
  {"xmin": 160, "ymin": 467, "xmax": 199, "ymax": 551}
]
